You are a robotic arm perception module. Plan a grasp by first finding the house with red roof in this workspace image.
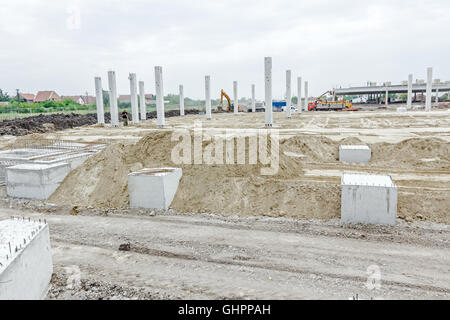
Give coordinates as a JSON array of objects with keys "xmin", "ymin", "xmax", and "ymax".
[
  {"xmin": 34, "ymin": 91, "xmax": 60, "ymax": 103},
  {"xmin": 19, "ymin": 93, "xmax": 35, "ymax": 103}
]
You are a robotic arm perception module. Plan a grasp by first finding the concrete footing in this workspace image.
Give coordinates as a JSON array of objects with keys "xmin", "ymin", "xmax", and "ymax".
[
  {"xmin": 128, "ymin": 167, "xmax": 182, "ymax": 210},
  {"xmin": 397, "ymin": 107, "xmax": 407, "ymax": 112},
  {"xmin": 341, "ymin": 173, "xmax": 397, "ymax": 225},
  {"xmin": 339, "ymin": 145, "xmax": 371, "ymax": 163},
  {"xmin": 6, "ymin": 163, "xmax": 71, "ymax": 200},
  {"xmin": 0, "ymin": 218, "xmax": 53, "ymax": 299},
  {"xmin": 0, "ymin": 143, "xmax": 104, "ymax": 183}
]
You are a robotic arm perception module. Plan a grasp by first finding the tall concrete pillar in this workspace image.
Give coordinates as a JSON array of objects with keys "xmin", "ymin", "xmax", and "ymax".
[
  {"xmin": 107, "ymin": 70, "xmax": 119, "ymax": 127},
  {"xmin": 155, "ymin": 66, "xmax": 165, "ymax": 127},
  {"xmin": 285, "ymin": 70, "xmax": 292, "ymax": 118},
  {"xmin": 425, "ymin": 67, "xmax": 432, "ymax": 112},
  {"xmin": 205, "ymin": 75, "xmax": 211, "ymax": 120},
  {"xmin": 94, "ymin": 77, "xmax": 105, "ymax": 125},
  {"xmin": 129, "ymin": 73, "xmax": 139, "ymax": 124},
  {"xmin": 407, "ymin": 74, "xmax": 413, "ymax": 109},
  {"xmin": 435, "ymin": 88, "xmax": 439, "ymax": 104},
  {"xmin": 179, "ymin": 85, "xmax": 185, "ymax": 116},
  {"xmin": 264, "ymin": 57, "xmax": 273, "ymax": 126},
  {"xmin": 297, "ymin": 77, "xmax": 302, "ymax": 114},
  {"xmin": 233, "ymin": 81, "xmax": 238, "ymax": 114},
  {"xmin": 139, "ymin": 81, "xmax": 146, "ymax": 121},
  {"xmin": 304, "ymin": 81, "xmax": 309, "ymax": 111},
  {"xmin": 385, "ymin": 88, "xmax": 388, "ymax": 106},
  {"xmin": 251, "ymin": 84, "xmax": 256, "ymax": 113}
]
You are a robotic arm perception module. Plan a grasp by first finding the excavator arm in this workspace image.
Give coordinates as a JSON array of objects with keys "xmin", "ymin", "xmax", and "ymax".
[{"xmin": 220, "ymin": 89, "xmax": 233, "ymax": 112}]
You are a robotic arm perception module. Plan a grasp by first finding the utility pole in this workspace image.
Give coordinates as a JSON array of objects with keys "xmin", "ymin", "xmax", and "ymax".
[{"xmin": 16, "ymin": 89, "xmax": 20, "ymax": 103}]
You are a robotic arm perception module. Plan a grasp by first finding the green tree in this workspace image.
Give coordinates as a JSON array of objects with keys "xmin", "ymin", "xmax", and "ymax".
[
  {"xmin": 0, "ymin": 89, "xmax": 10, "ymax": 102},
  {"xmin": 102, "ymin": 90, "xmax": 110, "ymax": 106}
]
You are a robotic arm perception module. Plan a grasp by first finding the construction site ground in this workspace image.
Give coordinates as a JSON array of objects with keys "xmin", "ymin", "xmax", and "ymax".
[
  {"xmin": 0, "ymin": 206, "xmax": 448, "ymax": 300},
  {"xmin": 0, "ymin": 108, "xmax": 449, "ymax": 299}
]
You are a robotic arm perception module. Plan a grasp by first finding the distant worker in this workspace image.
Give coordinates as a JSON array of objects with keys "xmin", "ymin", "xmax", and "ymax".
[{"xmin": 121, "ymin": 110, "xmax": 129, "ymax": 126}]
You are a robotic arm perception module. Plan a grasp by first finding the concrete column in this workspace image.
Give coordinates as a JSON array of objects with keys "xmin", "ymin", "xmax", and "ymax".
[
  {"xmin": 179, "ymin": 85, "xmax": 185, "ymax": 116},
  {"xmin": 285, "ymin": 70, "xmax": 292, "ymax": 118},
  {"xmin": 297, "ymin": 77, "xmax": 302, "ymax": 114},
  {"xmin": 129, "ymin": 73, "xmax": 139, "ymax": 124},
  {"xmin": 425, "ymin": 67, "xmax": 432, "ymax": 112},
  {"xmin": 304, "ymin": 81, "xmax": 309, "ymax": 111},
  {"xmin": 435, "ymin": 88, "xmax": 439, "ymax": 104},
  {"xmin": 407, "ymin": 74, "xmax": 413, "ymax": 109},
  {"xmin": 264, "ymin": 57, "xmax": 273, "ymax": 126},
  {"xmin": 94, "ymin": 77, "xmax": 105, "ymax": 125},
  {"xmin": 107, "ymin": 70, "xmax": 119, "ymax": 126},
  {"xmin": 251, "ymin": 84, "xmax": 256, "ymax": 113},
  {"xmin": 139, "ymin": 81, "xmax": 146, "ymax": 121},
  {"xmin": 385, "ymin": 89, "xmax": 388, "ymax": 106},
  {"xmin": 233, "ymin": 81, "xmax": 238, "ymax": 114},
  {"xmin": 155, "ymin": 66, "xmax": 165, "ymax": 127},
  {"xmin": 205, "ymin": 75, "xmax": 211, "ymax": 120}
]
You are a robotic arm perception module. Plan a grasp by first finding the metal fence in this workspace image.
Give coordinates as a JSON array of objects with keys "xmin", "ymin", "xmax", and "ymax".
[{"xmin": 12, "ymin": 139, "xmax": 90, "ymax": 151}]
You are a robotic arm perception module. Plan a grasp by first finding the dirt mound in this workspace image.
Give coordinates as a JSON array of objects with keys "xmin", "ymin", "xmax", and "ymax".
[
  {"xmin": 48, "ymin": 132, "xmax": 449, "ymax": 222},
  {"xmin": 0, "ymin": 113, "xmax": 98, "ymax": 136},
  {"xmin": 281, "ymin": 135, "xmax": 339, "ymax": 162},
  {"xmin": 0, "ymin": 108, "xmax": 200, "ymax": 136},
  {"xmin": 49, "ymin": 131, "xmax": 341, "ymax": 218},
  {"xmin": 371, "ymin": 138, "xmax": 450, "ymax": 169}
]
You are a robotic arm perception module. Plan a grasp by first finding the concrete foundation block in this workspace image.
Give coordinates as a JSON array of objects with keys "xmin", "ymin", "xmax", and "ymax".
[
  {"xmin": 397, "ymin": 107, "xmax": 407, "ymax": 112},
  {"xmin": 339, "ymin": 145, "xmax": 371, "ymax": 163},
  {"xmin": 0, "ymin": 218, "xmax": 53, "ymax": 299},
  {"xmin": 34, "ymin": 152, "xmax": 92, "ymax": 170},
  {"xmin": 128, "ymin": 167, "xmax": 182, "ymax": 210},
  {"xmin": 341, "ymin": 173, "xmax": 397, "ymax": 225},
  {"xmin": 6, "ymin": 162, "xmax": 71, "ymax": 200}
]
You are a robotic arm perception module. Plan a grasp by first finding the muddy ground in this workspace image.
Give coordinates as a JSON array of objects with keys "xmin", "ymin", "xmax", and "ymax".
[{"xmin": 0, "ymin": 109, "xmax": 200, "ymax": 136}]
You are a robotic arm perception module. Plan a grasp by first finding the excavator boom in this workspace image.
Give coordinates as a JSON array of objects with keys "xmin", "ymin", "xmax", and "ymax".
[{"xmin": 220, "ymin": 89, "xmax": 233, "ymax": 112}]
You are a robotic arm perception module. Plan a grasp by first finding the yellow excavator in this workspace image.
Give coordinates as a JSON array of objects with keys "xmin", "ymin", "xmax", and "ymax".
[{"xmin": 218, "ymin": 89, "xmax": 234, "ymax": 112}]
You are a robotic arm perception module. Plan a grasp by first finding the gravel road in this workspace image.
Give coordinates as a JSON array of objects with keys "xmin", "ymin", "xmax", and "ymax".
[{"xmin": 0, "ymin": 208, "xmax": 448, "ymax": 300}]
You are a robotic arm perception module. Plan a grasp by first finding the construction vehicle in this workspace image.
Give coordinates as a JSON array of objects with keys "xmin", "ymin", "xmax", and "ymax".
[
  {"xmin": 308, "ymin": 90, "xmax": 357, "ymax": 111},
  {"xmin": 218, "ymin": 89, "xmax": 234, "ymax": 112}
]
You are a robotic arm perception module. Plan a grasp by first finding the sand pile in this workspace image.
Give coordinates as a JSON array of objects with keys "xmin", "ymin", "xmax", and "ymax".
[
  {"xmin": 49, "ymin": 131, "xmax": 341, "ymax": 218},
  {"xmin": 48, "ymin": 132, "xmax": 449, "ymax": 221},
  {"xmin": 281, "ymin": 136, "xmax": 337, "ymax": 161},
  {"xmin": 371, "ymin": 138, "xmax": 450, "ymax": 169}
]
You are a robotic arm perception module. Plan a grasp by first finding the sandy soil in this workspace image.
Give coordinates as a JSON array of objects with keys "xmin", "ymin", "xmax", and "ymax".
[
  {"xmin": 37, "ymin": 109, "xmax": 450, "ymax": 224},
  {"xmin": 0, "ymin": 108, "xmax": 447, "ymax": 300},
  {"xmin": 0, "ymin": 207, "xmax": 448, "ymax": 300}
]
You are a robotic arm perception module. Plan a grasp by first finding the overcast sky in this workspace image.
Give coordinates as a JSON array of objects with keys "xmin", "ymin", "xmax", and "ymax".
[{"xmin": 1, "ymin": 0, "xmax": 450, "ymax": 100}]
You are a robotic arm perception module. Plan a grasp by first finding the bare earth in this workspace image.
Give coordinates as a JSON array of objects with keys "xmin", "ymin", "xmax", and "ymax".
[
  {"xmin": 0, "ymin": 207, "xmax": 448, "ymax": 300},
  {"xmin": 0, "ymin": 109, "xmax": 449, "ymax": 299},
  {"xmin": 41, "ymin": 110, "xmax": 450, "ymax": 223}
]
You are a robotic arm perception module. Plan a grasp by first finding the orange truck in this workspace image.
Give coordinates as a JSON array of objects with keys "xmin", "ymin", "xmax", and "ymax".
[{"xmin": 308, "ymin": 90, "xmax": 358, "ymax": 111}]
